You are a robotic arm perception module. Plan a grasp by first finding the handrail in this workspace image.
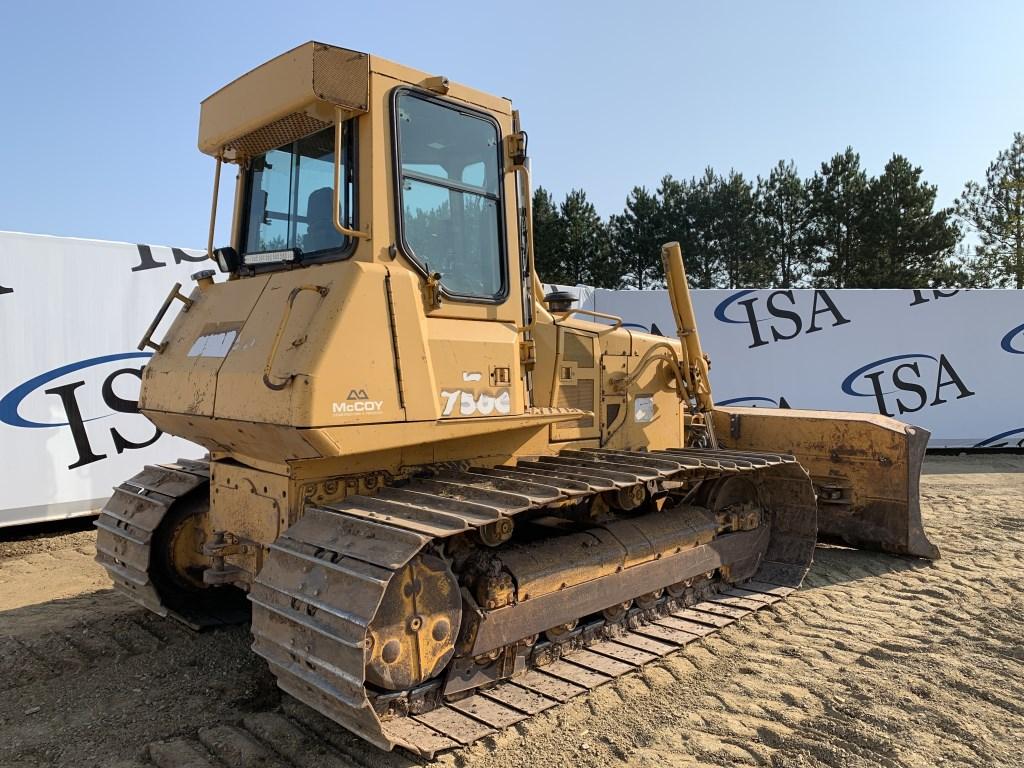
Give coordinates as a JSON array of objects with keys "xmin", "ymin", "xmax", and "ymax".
[
  {"xmin": 206, "ymin": 155, "xmax": 222, "ymax": 258},
  {"xmin": 262, "ymin": 284, "xmax": 330, "ymax": 390},
  {"xmin": 137, "ymin": 283, "xmax": 194, "ymax": 353},
  {"xmin": 515, "ymin": 156, "xmax": 542, "ymax": 329},
  {"xmin": 332, "ymin": 106, "xmax": 370, "ymax": 241},
  {"xmin": 552, "ymin": 307, "xmax": 623, "ymax": 332}
]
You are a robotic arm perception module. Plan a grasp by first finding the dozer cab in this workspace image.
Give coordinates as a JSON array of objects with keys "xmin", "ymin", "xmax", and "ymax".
[{"xmin": 96, "ymin": 42, "xmax": 937, "ymax": 756}]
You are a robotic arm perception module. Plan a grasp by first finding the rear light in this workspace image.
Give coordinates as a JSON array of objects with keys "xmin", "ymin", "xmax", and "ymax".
[{"xmin": 243, "ymin": 248, "xmax": 299, "ymax": 266}]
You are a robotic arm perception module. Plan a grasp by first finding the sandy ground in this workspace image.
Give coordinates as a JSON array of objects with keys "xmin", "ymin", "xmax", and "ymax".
[{"xmin": 1, "ymin": 455, "xmax": 1021, "ymax": 768}]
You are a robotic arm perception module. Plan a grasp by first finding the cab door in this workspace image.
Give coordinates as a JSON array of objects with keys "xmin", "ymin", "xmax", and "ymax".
[{"xmin": 390, "ymin": 86, "xmax": 526, "ymax": 420}]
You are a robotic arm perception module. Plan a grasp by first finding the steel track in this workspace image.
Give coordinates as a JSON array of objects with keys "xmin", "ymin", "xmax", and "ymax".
[
  {"xmin": 94, "ymin": 447, "xmax": 818, "ymax": 757},
  {"xmin": 250, "ymin": 447, "xmax": 817, "ymax": 756}
]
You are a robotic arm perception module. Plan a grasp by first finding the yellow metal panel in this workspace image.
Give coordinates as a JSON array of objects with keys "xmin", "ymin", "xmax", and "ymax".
[
  {"xmin": 620, "ymin": 335, "xmax": 684, "ymax": 450},
  {"xmin": 551, "ymin": 329, "xmax": 599, "ymax": 441},
  {"xmin": 139, "ymin": 276, "xmax": 270, "ymax": 417},
  {"xmin": 368, "ymin": 56, "xmax": 512, "ymax": 115},
  {"xmin": 530, "ymin": 320, "xmax": 558, "ymax": 409},
  {"xmin": 426, "ymin": 317, "xmax": 522, "ymax": 419},
  {"xmin": 501, "ymin": 529, "xmax": 624, "ymax": 601},
  {"xmin": 210, "ymin": 261, "xmax": 403, "ymax": 427},
  {"xmin": 298, "ymin": 409, "xmax": 579, "ymax": 473},
  {"xmin": 146, "ymin": 411, "xmax": 321, "ymax": 463},
  {"xmin": 209, "ymin": 462, "xmax": 291, "ymax": 579},
  {"xmin": 385, "ymin": 268, "xmax": 438, "ymax": 420}
]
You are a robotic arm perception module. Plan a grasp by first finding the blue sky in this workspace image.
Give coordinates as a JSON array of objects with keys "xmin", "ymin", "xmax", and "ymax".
[{"xmin": 2, "ymin": 1, "xmax": 1022, "ymax": 248}]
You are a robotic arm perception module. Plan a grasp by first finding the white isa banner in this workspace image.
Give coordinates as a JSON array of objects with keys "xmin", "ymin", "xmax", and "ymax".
[
  {"xmin": 0, "ymin": 232, "xmax": 205, "ymax": 527},
  {"xmin": 1, "ymin": 235, "xmax": 1021, "ymax": 529},
  {"xmin": 580, "ymin": 287, "xmax": 1023, "ymax": 450}
]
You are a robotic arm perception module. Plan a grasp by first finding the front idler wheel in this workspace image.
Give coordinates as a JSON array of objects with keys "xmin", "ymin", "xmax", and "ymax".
[{"xmin": 365, "ymin": 554, "xmax": 462, "ymax": 691}]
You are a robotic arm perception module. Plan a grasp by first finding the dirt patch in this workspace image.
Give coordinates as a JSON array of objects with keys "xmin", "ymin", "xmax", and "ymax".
[
  {"xmin": 1, "ymin": 456, "xmax": 1021, "ymax": 767},
  {"xmin": 0, "ymin": 517, "xmax": 96, "ymax": 558}
]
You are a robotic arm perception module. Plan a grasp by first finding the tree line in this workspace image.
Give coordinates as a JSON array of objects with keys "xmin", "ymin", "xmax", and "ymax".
[{"xmin": 533, "ymin": 132, "xmax": 1024, "ymax": 290}]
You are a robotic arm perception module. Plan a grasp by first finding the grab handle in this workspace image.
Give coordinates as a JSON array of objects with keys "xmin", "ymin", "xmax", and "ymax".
[
  {"xmin": 262, "ymin": 284, "xmax": 330, "ymax": 390},
  {"xmin": 137, "ymin": 283, "xmax": 194, "ymax": 353},
  {"xmin": 552, "ymin": 307, "xmax": 623, "ymax": 331}
]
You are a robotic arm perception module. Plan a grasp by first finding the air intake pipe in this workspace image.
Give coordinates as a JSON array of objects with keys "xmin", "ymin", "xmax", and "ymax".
[{"xmin": 661, "ymin": 242, "xmax": 716, "ymax": 441}]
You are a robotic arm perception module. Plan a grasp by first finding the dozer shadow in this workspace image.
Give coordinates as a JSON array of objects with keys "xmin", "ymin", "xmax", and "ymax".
[{"xmin": 800, "ymin": 544, "xmax": 938, "ymax": 591}]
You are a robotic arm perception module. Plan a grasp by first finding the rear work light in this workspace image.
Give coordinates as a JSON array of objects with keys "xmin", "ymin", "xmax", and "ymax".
[{"xmin": 243, "ymin": 248, "xmax": 299, "ymax": 266}]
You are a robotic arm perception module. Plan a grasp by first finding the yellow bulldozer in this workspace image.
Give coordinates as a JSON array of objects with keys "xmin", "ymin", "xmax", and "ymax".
[{"xmin": 96, "ymin": 42, "xmax": 938, "ymax": 756}]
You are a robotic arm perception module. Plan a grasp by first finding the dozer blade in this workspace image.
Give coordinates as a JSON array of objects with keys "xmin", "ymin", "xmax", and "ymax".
[{"xmin": 713, "ymin": 407, "xmax": 939, "ymax": 559}]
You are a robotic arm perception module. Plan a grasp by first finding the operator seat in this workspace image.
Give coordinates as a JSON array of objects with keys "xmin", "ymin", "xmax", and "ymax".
[{"xmin": 303, "ymin": 187, "xmax": 340, "ymax": 253}]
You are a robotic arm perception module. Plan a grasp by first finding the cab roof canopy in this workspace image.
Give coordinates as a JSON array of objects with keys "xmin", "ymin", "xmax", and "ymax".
[
  {"xmin": 198, "ymin": 42, "xmax": 370, "ymax": 161},
  {"xmin": 198, "ymin": 41, "xmax": 511, "ymax": 162}
]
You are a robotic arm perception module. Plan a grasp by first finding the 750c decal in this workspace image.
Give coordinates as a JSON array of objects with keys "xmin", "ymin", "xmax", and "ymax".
[{"xmin": 440, "ymin": 389, "xmax": 511, "ymax": 417}]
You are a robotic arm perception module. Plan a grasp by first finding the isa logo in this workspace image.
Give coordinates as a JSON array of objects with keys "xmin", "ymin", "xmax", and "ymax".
[
  {"xmin": 909, "ymin": 289, "xmax": 960, "ymax": 306},
  {"xmin": 841, "ymin": 353, "xmax": 975, "ymax": 418},
  {"xmin": 973, "ymin": 428, "xmax": 1024, "ymax": 449},
  {"xmin": 1000, "ymin": 322, "xmax": 1024, "ymax": 355},
  {"xmin": 0, "ymin": 352, "xmax": 161, "ymax": 470},
  {"xmin": 714, "ymin": 289, "xmax": 850, "ymax": 349}
]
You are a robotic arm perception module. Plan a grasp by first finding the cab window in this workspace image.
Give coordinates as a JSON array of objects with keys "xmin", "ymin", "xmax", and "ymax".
[
  {"xmin": 242, "ymin": 124, "xmax": 354, "ymax": 265},
  {"xmin": 393, "ymin": 90, "xmax": 506, "ymax": 300}
]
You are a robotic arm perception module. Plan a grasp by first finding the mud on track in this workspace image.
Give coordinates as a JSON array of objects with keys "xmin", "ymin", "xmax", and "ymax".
[{"xmin": 1, "ymin": 455, "xmax": 1022, "ymax": 768}]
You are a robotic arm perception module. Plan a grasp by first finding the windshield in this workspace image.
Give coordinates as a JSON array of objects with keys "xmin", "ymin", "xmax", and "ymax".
[
  {"xmin": 242, "ymin": 123, "xmax": 354, "ymax": 262},
  {"xmin": 394, "ymin": 90, "xmax": 505, "ymax": 300}
]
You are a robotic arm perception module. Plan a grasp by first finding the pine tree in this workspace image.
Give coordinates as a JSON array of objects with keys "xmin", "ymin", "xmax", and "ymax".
[
  {"xmin": 807, "ymin": 148, "xmax": 870, "ymax": 288},
  {"xmin": 755, "ymin": 161, "xmax": 815, "ymax": 287},
  {"xmin": 559, "ymin": 189, "xmax": 615, "ymax": 287},
  {"xmin": 712, "ymin": 170, "xmax": 764, "ymax": 288},
  {"xmin": 681, "ymin": 169, "xmax": 725, "ymax": 288},
  {"xmin": 656, "ymin": 176, "xmax": 684, "ymax": 238},
  {"xmin": 531, "ymin": 186, "xmax": 565, "ymax": 284},
  {"xmin": 655, "ymin": 174, "xmax": 727, "ymax": 287},
  {"xmin": 854, "ymin": 154, "xmax": 959, "ymax": 288},
  {"xmin": 957, "ymin": 132, "xmax": 1024, "ymax": 288},
  {"xmin": 664, "ymin": 170, "xmax": 763, "ymax": 288},
  {"xmin": 933, "ymin": 244, "xmax": 980, "ymax": 287},
  {"xmin": 608, "ymin": 186, "xmax": 663, "ymax": 289}
]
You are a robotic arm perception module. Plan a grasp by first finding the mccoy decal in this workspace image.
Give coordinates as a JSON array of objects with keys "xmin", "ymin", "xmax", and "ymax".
[
  {"xmin": 973, "ymin": 427, "xmax": 1024, "ymax": 449},
  {"xmin": 0, "ymin": 352, "xmax": 162, "ymax": 470},
  {"xmin": 1001, "ymin": 322, "xmax": 1024, "ymax": 355},
  {"xmin": 332, "ymin": 389, "xmax": 384, "ymax": 414},
  {"xmin": 841, "ymin": 353, "xmax": 975, "ymax": 418},
  {"xmin": 713, "ymin": 289, "xmax": 850, "ymax": 349}
]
